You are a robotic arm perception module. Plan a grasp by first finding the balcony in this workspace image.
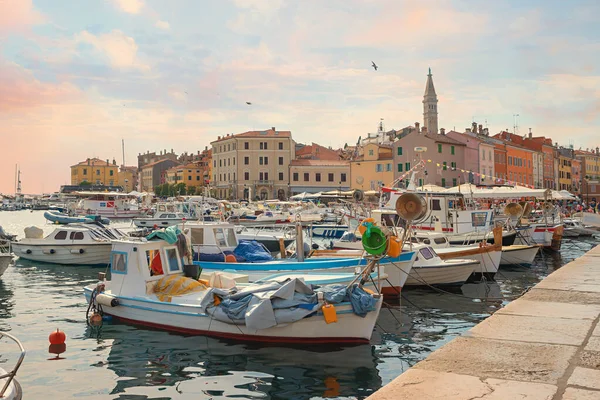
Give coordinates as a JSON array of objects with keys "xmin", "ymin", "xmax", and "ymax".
[{"xmin": 253, "ymin": 180, "xmax": 274, "ymax": 185}]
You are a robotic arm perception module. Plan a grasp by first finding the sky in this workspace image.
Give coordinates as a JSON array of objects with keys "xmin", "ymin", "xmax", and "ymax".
[{"xmin": 1, "ymin": 0, "xmax": 600, "ymax": 194}]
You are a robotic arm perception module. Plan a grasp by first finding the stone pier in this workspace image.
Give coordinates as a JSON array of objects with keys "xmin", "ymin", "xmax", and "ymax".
[{"xmin": 368, "ymin": 245, "xmax": 600, "ymax": 399}]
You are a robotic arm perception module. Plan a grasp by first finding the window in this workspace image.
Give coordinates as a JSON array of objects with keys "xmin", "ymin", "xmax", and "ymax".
[
  {"xmin": 453, "ymin": 178, "xmax": 457, "ymax": 186},
  {"xmin": 376, "ymin": 164, "xmax": 383, "ymax": 172},
  {"xmin": 397, "ymin": 147, "xmax": 403, "ymax": 156},
  {"xmin": 316, "ymin": 173, "xmax": 321, "ymax": 182},
  {"xmin": 219, "ymin": 159, "xmax": 222, "ymax": 167},
  {"xmin": 386, "ymin": 163, "xmax": 392, "ymax": 172},
  {"xmin": 196, "ymin": 176, "xmax": 200, "ymax": 180},
  {"xmin": 508, "ymin": 156, "xmax": 512, "ymax": 166},
  {"xmin": 259, "ymin": 172, "xmax": 264, "ymax": 180},
  {"xmin": 279, "ymin": 172, "xmax": 284, "ymax": 181},
  {"xmin": 263, "ymin": 142, "xmax": 268, "ymax": 150},
  {"xmin": 431, "ymin": 199, "xmax": 441, "ymax": 210},
  {"xmin": 111, "ymin": 252, "xmax": 127, "ymax": 274},
  {"xmin": 265, "ymin": 157, "xmax": 269, "ymax": 165},
  {"xmin": 419, "ymin": 248, "xmax": 434, "ymax": 260},
  {"xmin": 451, "ymin": 146, "xmax": 455, "ymax": 155},
  {"xmin": 293, "ymin": 172, "xmax": 299, "ymax": 181},
  {"xmin": 83, "ymin": 168, "xmax": 87, "ymax": 175},
  {"xmin": 451, "ymin": 162, "xmax": 456, "ymax": 169},
  {"xmin": 405, "ymin": 162, "xmax": 411, "ymax": 171},
  {"xmin": 304, "ymin": 173, "xmax": 309, "ymax": 181},
  {"xmin": 259, "ymin": 157, "xmax": 264, "ymax": 165},
  {"xmin": 188, "ymin": 176, "xmax": 192, "ymax": 181},
  {"xmin": 279, "ymin": 157, "xmax": 284, "ymax": 165},
  {"xmin": 472, "ymin": 212, "xmax": 488, "ymax": 227},
  {"xmin": 260, "ymin": 142, "xmax": 264, "ymax": 150},
  {"xmin": 244, "ymin": 156, "xmax": 249, "ymax": 165},
  {"xmin": 96, "ymin": 169, "xmax": 100, "ymax": 176},
  {"xmin": 213, "ymin": 160, "xmax": 216, "ymax": 168},
  {"xmin": 244, "ymin": 172, "xmax": 249, "ymax": 180},
  {"xmin": 328, "ymin": 173, "xmax": 334, "ymax": 182},
  {"xmin": 55, "ymin": 231, "xmax": 68, "ymax": 240},
  {"xmin": 443, "ymin": 161, "xmax": 447, "ymax": 171},
  {"xmin": 398, "ymin": 163, "xmax": 403, "ymax": 172},
  {"xmin": 279, "ymin": 142, "xmax": 283, "ymax": 150},
  {"xmin": 438, "ymin": 144, "xmax": 442, "ymax": 153},
  {"xmin": 213, "ymin": 228, "xmax": 227, "ymax": 247},
  {"xmin": 368, "ymin": 149, "xmax": 374, "ymax": 156},
  {"xmin": 441, "ymin": 178, "xmax": 446, "ymax": 187},
  {"xmin": 264, "ymin": 172, "xmax": 269, "ymax": 180},
  {"xmin": 109, "ymin": 170, "xmax": 114, "ymax": 176},
  {"xmin": 245, "ymin": 142, "xmax": 249, "ymax": 149},
  {"xmin": 164, "ymin": 248, "xmax": 180, "ymax": 273},
  {"xmin": 233, "ymin": 158, "xmax": 235, "ymax": 165},
  {"xmin": 341, "ymin": 173, "xmax": 346, "ymax": 182}
]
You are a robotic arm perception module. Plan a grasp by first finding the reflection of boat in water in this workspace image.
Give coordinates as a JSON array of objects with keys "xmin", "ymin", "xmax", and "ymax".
[{"xmin": 95, "ymin": 324, "xmax": 382, "ymax": 399}]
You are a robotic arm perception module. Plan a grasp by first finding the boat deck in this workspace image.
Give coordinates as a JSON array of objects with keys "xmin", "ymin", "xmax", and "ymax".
[{"xmin": 368, "ymin": 244, "xmax": 600, "ymax": 399}]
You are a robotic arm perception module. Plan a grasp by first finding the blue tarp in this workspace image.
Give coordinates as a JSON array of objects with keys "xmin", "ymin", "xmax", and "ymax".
[{"xmin": 233, "ymin": 240, "xmax": 273, "ymax": 262}]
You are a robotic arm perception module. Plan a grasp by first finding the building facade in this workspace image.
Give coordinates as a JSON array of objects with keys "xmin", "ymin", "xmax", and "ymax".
[
  {"xmin": 446, "ymin": 124, "xmax": 494, "ymax": 184},
  {"xmin": 576, "ymin": 148, "xmax": 600, "ymax": 201},
  {"xmin": 118, "ymin": 166, "xmax": 138, "ymax": 192},
  {"xmin": 71, "ymin": 158, "xmax": 119, "ymax": 186},
  {"xmin": 289, "ymin": 160, "xmax": 350, "ymax": 194},
  {"xmin": 211, "ymin": 128, "xmax": 294, "ymax": 200},
  {"xmin": 140, "ymin": 159, "xmax": 179, "ymax": 192},
  {"xmin": 350, "ymin": 142, "xmax": 394, "ymax": 191}
]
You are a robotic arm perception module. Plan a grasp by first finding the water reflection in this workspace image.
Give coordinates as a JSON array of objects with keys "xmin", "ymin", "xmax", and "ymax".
[
  {"xmin": 0, "ymin": 279, "xmax": 15, "ymax": 331},
  {"xmin": 90, "ymin": 323, "xmax": 382, "ymax": 399}
]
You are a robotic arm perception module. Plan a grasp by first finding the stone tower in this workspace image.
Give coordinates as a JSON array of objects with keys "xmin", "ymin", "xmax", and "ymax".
[{"xmin": 423, "ymin": 68, "xmax": 438, "ymax": 134}]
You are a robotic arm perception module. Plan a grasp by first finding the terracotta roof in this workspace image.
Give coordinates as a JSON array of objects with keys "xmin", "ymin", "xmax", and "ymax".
[
  {"xmin": 424, "ymin": 133, "xmax": 466, "ymax": 145},
  {"xmin": 211, "ymin": 129, "xmax": 291, "ymax": 143},
  {"xmin": 290, "ymin": 159, "xmax": 349, "ymax": 166},
  {"xmin": 141, "ymin": 159, "xmax": 179, "ymax": 169},
  {"xmin": 71, "ymin": 158, "xmax": 115, "ymax": 167}
]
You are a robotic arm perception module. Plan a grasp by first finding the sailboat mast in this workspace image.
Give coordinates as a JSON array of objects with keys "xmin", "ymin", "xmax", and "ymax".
[
  {"xmin": 122, "ymin": 139, "xmax": 125, "ymax": 166},
  {"xmin": 14, "ymin": 164, "xmax": 17, "ymax": 195}
]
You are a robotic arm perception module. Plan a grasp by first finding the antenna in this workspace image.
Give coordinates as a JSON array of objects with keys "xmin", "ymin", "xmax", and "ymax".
[
  {"xmin": 122, "ymin": 139, "xmax": 125, "ymax": 166},
  {"xmin": 513, "ymin": 114, "xmax": 520, "ymax": 135}
]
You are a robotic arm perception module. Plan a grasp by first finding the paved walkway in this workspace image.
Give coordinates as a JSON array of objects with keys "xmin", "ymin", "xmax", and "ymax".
[{"xmin": 368, "ymin": 245, "xmax": 600, "ymax": 400}]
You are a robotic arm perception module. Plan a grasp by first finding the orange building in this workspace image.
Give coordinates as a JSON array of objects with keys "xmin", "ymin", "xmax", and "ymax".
[{"xmin": 493, "ymin": 143, "xmax": 507, "ymax": 183}]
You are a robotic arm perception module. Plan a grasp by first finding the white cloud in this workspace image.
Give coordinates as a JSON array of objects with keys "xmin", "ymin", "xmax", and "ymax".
[
  {"xmin": 76, "ymin": 30, "xmax": 149, "ymax": 71},
  {"xmin": 112, "ymin": 0, "xmax": 144, "ymax": 14},
  {"xmin": 155, "ymin": 20, "xmax": 170, "ymax": 30}
]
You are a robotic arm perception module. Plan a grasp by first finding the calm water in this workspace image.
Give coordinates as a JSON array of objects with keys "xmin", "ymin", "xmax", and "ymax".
[{"xmin": 0, "ymin": 211, "xmax": 596, "ymax": 399}]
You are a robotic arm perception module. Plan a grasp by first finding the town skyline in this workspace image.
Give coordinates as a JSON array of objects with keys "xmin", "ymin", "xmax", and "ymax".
[{"xmin": 2, "ymin": 0, "xmax": 600, "ymax": 194}]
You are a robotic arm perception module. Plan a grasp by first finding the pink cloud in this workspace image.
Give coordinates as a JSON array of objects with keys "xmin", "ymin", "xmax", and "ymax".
[
  {"xmin": 76, "ymin": 30, "xmax": 149, "ymax": 70},
  {"xmin": 111, "ymin": 0, "xmax": 144, "ymax": 14},
  {"xmin": 0, "ymin": 0, "xmax": 45, "ymax": 36}
]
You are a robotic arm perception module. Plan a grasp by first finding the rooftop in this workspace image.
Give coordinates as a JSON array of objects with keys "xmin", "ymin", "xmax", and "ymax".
[
  {"xmin": 141, "ymin": 159, "xmax": 178, "ymax": 169},
  {"xmin": 424, "ymin": 133, "xmax": 466, "ymax": 146},
  {"xmin": 71, "ymin": 158, "xmax": 116, "ymax": 167},
  {"xmin": 211, "ymin": 128, "xmax": 292, "ymax": 143},
  {"xmin": 290, "ymin": 159, "xmax": 349, "ymax": 166}
]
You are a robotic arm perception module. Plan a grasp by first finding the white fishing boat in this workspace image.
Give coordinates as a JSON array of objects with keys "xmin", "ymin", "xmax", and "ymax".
[
  {"xmin": 499, "ymin": 244, "xmax": 541, "ymax": 267},
  {"xmin": 83, "ymin": 237, "xmax": 383, "ymax": 344},
  {"xmin": 0, "ymin": 253, "xmax": 13, "ymax": 277},
  {"xmin": 133, "ymin": 212, "xmax": 189, "ymax": 228},
  {"xmin": 572, "ymin": 211, "xmax": 600, "ymax": 230},
  {"xmin": 73, "ymin": 192, "xmax": 146, "ymax": 218},
  {"xmin": 235, "ymin": 225, "xmax": 295, "ymax": 253},
  {"xmin": 11, "ymin": 224, "xmax": 126, "ymax": 266},
  {"xmin": 0, "ymin": 331, "xmax": 25, "ymax": 400},
  {"xmin": 562, "ymin": 218, "xmax": 596, "ymax": 237}
]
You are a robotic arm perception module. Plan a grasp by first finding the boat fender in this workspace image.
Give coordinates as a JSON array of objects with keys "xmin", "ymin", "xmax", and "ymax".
[
  {"xmin": 70, "ymin": 249, "xmax": 85, "ymax": 254},
  {"xmin": 25, "ymin": 249, "xmax": 32, "ymax": 254},
  {"xmin": 79, "ymin": 249, "xmax": 85, "ymax": 254},
  {"xmin": 96, "ymin": 293, "xmax": 119, "ymax": 307},
  {"xmin": 50, "ymin": 249, "xmax": 55, "ymax": 254}
]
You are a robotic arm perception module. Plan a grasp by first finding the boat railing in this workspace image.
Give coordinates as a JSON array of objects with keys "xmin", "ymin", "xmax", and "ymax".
[{"xmin": 0, "ymin": 332, "xmax": 26, "ymax": 398}]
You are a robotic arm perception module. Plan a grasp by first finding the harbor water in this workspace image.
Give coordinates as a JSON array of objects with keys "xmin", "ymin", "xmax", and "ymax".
[{"xmin": 0, "ymin": 211, "xmax": 596, "ymax": 399}]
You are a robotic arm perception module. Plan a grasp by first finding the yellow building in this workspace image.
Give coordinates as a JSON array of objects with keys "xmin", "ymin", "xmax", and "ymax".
[
  {"xmin": 289, "ymin": 160, "xmax": 350, "ymax": 194},
  {"xmin": 349, "ymin": 143, "xmax": 394, "ymax": 191},
  {"xmin": 71, "ymin": 158, "xmax": 119, "ymax": 186},
  {"xmin": 164, "ymin": 163, "xmax": 206, "ymax": 188},
  {"xmin": 557, "ymin": 154, "xmax": 572, "ymax": 191},
  {"xmin": 118, "ymin": 166, "xmax": 138, "ymax": 192}
]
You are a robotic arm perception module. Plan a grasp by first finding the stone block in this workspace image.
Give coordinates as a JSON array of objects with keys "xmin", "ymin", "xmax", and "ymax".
[
  {"xmin": 567, "ymin": 367, "xmax": 600, "ymax": 390},
  {"xmin": 496, "ymin": 299, "xmax": 600, "ymax": 320},
  {"xmin": 563, "ymin": 388, "xmax": 600, "ymax": 399}
]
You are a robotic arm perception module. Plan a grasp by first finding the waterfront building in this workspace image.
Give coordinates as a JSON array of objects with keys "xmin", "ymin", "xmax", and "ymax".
[
  {"xmin": 70, "ymin": 158, "xmax": 119, "ymax": 186},
  {"xmin": 211, "ymin": 128, "xmax": 294, "ymax": 200},
  {"xmin": 393, "ymin": 123, "xmax": 466, "ymax": 188},
  {"xmin": 556, "ymin": 147, "xmax": 574, "ymax": 191},
  {"xmin": 493, "ymin": 142, "xmax": 508, "ymax": 184},
  {"xmin": 446, "ymin": 123, "xmax": 495, "ymax": 184},
  {"xmin": 492, "ymin": 132, "xmax": 536, "ymax": 187},
  {"xmin": 494, "ymin": 130, "xmax": 546, "ymax": 188},
  {"xmin": 118, "ymin": 166, "xmax": 138, "ymax": 192},
  {"xmin": 572, "ymin": 157, "xmax": 582, "ymax": 195},
  {"xmin": 164, "ymin": 163, "xmax": 207, "ymax": 189},
  {"xmin": 289, "ymin": 160, "xmax": 350, "ymax": 194},
  {"xmin": 575, "ymin": 148, "xmax": 600, "ymax": 201},
  {"xmin": 140, "ymin": 159, "xmax": 179, "ymax": 192},
  {"xmin": 350, "ymin": 140, "xmax": 394, "ymax": 191}
]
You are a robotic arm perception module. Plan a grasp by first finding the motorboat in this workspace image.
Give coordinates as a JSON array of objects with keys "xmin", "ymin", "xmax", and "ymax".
[
  {"xmin": 571, "ymin": 211, "xmax": 600, "ymax": 230},
  {"xmin": 0, "ymin": 331, "xmax": 25, "ymax": 400},
  {"xmin": 44, "ymin": 210, "xmax": 110, "ymax": 225},
  {"xmin": 499, "ymin": 244, "xmax": 541, "ymax": 267},
  {"xmin": 562, "ymin": 218, "xmax": 596, "ymax": 237},
  {"xmin": 133, "ymin": 212, "xmax": 189, "ymax": 228},
  {"xmin": 184, "ymin": 221, "xmax": 416, "ymax": 296},
  {"xmin": 310, "ymin": 223, "xmax": 349, "ymax": 239},
  {"xmin": 11, "ymin": 224, "xmax": 127, "ymax": 266},
  {"xmin": 404, "ymin": 243, "xmax": 478, "ymax": 287},
  {"xmin": 73, "ymin": 191, "xmax": 146, "ymax": 218},
  {"xmin": 0, "ymin": 226, "xmax": 16, "ymax": 252},
  {"xmin": 83, "ymin": 236, "xmax": 383, "ymax": 344},
  {"xmin": 235, "ymin": 225, "xmax": 294, "ymax": 254}
]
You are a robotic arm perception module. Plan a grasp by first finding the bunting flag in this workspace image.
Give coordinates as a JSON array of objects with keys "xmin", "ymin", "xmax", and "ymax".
[{"xmin": 384, "ymin": 158, "xmax": 539, "ymax": 190}]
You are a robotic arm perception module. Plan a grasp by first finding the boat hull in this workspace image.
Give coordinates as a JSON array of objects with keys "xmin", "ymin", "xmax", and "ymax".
[
  {"xmin": 311, "ymin": 225, "xmax": 349, "ymax": 238},
  {"xmin": 133, "ymin": 218, "xmax": 185, "ymax": 228},
  {"xmin": 405, "ymin": 260, "xmax": 478, "ymax": 287},
  {"xmin": 0, "ymin": 254, "xmax": 12, "ymax": 276},
  {"xmin": 435, "ymin": 247, "xmax": 501, "ymax": 279},
  {"xmin": 11, "ymin": 243, "xmax": 111, "ymax": 266},
  {"xmin": 84, "ymin": 288, "xmax": 382, "ymax": 344},
  {"xmin": 500, "ymin": 245, "xmax": 540, "ymax": 267}
]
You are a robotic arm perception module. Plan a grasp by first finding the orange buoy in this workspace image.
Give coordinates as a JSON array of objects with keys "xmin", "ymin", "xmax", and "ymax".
[
  {"xmin": 225, "ymin": 254, "xmax": 237, "ymax": 263},
  {"xmin": 49, "ymin": 343, "xmax": 66, "ymax": 356},
  {"xmin": 49, "ymin": 329, "xmax": 66, "ymax": 345},
  {"xmin": 89, "ymin": 313, "xmax": 103, "ymax": 326}
]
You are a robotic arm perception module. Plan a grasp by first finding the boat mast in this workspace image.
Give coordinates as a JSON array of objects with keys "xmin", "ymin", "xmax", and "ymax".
[{"xmin": 122, "ymin": 139, "xmax": 125, "ymax": 166}]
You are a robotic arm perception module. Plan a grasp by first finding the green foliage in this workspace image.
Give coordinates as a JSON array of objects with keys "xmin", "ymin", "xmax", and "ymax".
[
  {"xmin": 187, "ymin": 186, "xmax": 197, "ymax": 195},
  {"xmin": 80, "ymin": 181, "xmax": 92, "ymax": 186}
]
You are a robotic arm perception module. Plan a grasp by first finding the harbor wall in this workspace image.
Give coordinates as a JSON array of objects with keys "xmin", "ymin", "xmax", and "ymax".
[{"xmin": 368, "ymin": 245, "xmax": 600, "ymax": 399}]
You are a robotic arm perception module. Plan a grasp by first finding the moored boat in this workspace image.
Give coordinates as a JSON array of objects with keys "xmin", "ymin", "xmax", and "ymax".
[
  {"xmin": 0, "ymin": 331, "xmax": 25, "ymax": 400},
  {"xmin": 0, "ymin": 253, "xmax": 13, "ymax": 277},
  {"xmin": 499, "ymin": 244, "xmax": 541, "ymax": 267}
]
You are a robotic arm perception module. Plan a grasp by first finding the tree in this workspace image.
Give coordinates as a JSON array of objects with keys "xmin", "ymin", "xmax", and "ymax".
[
  {"xmin": 175, "ymin": 182, "xmax": 187, "ymax": 196},
  {"xmin": 154, "ymin": 185, "xmax": 162, "ymax": 196},
  {"xmin": 187, "ymin": 186, "xmax": 197, "ymax": 195},
  {"xmin": 80, "ymin": 180, "xmax": 92, "ymax": 186}
]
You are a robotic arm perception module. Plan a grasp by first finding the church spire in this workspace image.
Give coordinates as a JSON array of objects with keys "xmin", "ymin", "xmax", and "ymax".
[{"xmin": 423, "ymin": 68, "xmax": 438, "ymax": 134}]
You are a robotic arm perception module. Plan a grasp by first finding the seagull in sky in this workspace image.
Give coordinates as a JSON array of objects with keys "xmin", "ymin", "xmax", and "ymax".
[{"xmin": 371, "ymin": 61, "xmax": 378, "ymax": 71}]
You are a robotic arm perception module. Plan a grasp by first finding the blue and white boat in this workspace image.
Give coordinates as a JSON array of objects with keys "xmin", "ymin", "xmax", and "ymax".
[
  {"xmin": 182, "ymin": 221, "xmax": 416, "ymax": 296},
  {"xmin": 310, "ymin": 224, "xmax": 349, "ymax": 238},
  {"xmin": 44, "ymin": 210, "xmax": 110, "ymax": 225}
]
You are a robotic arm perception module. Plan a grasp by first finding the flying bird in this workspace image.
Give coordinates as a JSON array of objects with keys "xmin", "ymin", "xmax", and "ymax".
[
  {"xmin": 246, "ymin": 102, "xmax": 252, "ymax": 105},
  {"xmin": 184, "ymin": 91, "xmax": 188, "ymax": 94},
  {"xmin": 371, "ymin": 61, "xmax": 378, "ymax": 71}
]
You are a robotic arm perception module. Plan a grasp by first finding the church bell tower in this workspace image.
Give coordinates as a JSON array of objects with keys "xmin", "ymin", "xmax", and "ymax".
[{"xmin": 423, "ymin": 68, "xmax": 438, "ymax": 134}]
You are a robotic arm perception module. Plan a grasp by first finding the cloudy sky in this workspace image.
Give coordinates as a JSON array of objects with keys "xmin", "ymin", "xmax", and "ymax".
[{"xmin": 2, "ymin": 0, "xmax": 599, "ymax": 193}]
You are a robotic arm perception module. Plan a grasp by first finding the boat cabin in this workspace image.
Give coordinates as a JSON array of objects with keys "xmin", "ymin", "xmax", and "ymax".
[
  {"xmin": 75, "ymin": 192, "xmax": 136, "ymax": 212},
  {"xmin": 384, "ymin": 192, "xmax": 495, "ymax": 234},
  {"xmin": 181, "ymin": 221, "xmax": 239, "ymax": 255}
]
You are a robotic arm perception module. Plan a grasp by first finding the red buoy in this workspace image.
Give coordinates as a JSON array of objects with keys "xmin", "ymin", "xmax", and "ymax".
[{"xmin": 49, "ymin": 329, "xmax": 66, "ymax": 345}]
